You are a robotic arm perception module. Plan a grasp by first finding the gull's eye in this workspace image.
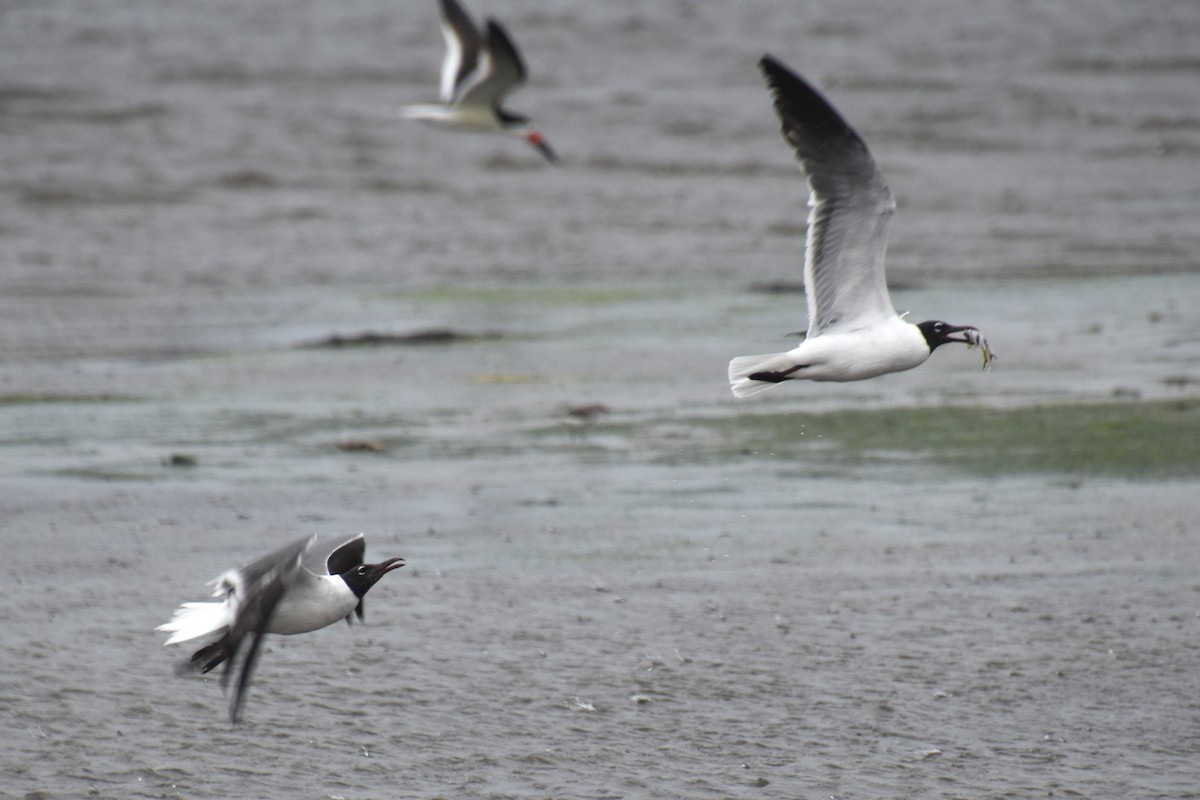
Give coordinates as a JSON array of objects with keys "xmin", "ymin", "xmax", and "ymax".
[{"xmin": 357, "ymin": 566, "xmax": 368, "ymax": 576}]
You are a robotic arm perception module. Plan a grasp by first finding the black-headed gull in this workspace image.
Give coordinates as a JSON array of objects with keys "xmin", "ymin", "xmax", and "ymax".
[
  {"xmin": 729, "ymin": 55, "xmax": 994, "ymax": 398},
  {"xmin": 158, "ymin": 534, "xmax": 405, "ymax": 723},
  {"xmin": 401, "ymin": 0, "xmax": 557, "ymax": 163}
]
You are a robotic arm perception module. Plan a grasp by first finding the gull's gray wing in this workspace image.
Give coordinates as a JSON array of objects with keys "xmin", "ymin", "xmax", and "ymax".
[
  {"xmin": 439, "ymin": 0, "xmax": 483, "ymax": 104},
  {"xmin": 759, "ymin": 55, "xmax": 899, "ymax": 338},
  {"xmin": 222, "ymin": 535, "xmax": 311, "ymax": 723},
  {"xmin": 229, "ymin": 535, "xmax": 312, "ymax": 589},
  {"xmin": 301, "ymin": 533, "xmax": 365, "ymax": 576}
]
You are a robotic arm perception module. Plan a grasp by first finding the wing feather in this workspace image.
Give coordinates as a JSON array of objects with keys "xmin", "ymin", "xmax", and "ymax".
[
  {"xmin": 438, "ymin": 0, "xmax": 483, "ymax": 104},
  {"xmin": 220, "ymin": 536, "xmax": 310, "ymax": 723},
  {"xmin": 453, "ymin": 19, "xmax": 527, "ymax": 111},
  {"xmin": 758, "ymin": 55, "xmax": 898, "ymax": 337}
]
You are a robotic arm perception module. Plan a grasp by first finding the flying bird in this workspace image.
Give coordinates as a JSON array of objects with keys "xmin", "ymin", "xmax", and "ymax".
[
  {"xmin": 729, "ymin": 55, "xmax": 994, "ymax": 397},
  {"xmin": 401, "ymin": 0, "xmax": 558, "ymax": 163},
  {"xmin": 157, "ymin": 534, "xmax": 405, "ymax": 723}
]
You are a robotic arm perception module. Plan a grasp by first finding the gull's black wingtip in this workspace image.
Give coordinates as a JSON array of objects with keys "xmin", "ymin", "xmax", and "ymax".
[
  {"xmin": 754, "ymin": 53, "xmax": 867, "ymax": 157},
  {"xmin": 757, "ymin": 54, "xmax": 816, "ymax": 107},
  {"xmin": 757, "ymin": 54, "xmax": 797, "ymax": 90},
  {"xmin": 228, "ymin": 629, "xmax": 269, "ymax": 725},
  {"xmin": 758, "ymin": 53, "xmax": 783, "ymax": 75}
]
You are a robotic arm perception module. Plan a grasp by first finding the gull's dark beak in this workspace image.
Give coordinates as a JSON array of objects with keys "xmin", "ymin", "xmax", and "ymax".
[
  {"xmin": 526, "ymin": 131, "xmax": 559, "ymax": 164},
  {"xmin": 941, "ymin": 324, "xmax": 977, "ymax": 344},
  {"xmin": 368, "ymin": 557, "xmax": 406, "ymax": 580}
]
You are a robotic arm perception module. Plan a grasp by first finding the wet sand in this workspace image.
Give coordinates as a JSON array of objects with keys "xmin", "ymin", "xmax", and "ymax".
[{"xmin": 2, "ymin": 1, "xmax": 1199, "ymax": 798}]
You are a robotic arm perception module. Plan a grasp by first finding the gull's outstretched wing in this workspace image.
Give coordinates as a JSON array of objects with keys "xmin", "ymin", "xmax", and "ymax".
[
  {"xmin": 759, "ymin": 55, "xmax": 898, "ymax": 338},
  {"xmin": 218, "ymin": 536, "xmax": 311, "ymax": 723}
]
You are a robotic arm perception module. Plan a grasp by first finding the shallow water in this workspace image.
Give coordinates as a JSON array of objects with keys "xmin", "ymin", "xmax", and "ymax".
[{"xmin": 2, "ymin": 1, "xmax": 1199, "ymax": 798}]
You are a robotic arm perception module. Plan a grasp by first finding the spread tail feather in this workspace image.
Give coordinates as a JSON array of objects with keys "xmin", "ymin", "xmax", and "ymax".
[
  {"xmin": 157, "ymin": 601, "xmax": 230, "ymax": 646},
  {"xmin": 728, "ymin": 352, "xmax": 796, "ymax": 398},
  {"xmin": 182, "ymin": 635, "xmax": 232, "ymax": 675}
]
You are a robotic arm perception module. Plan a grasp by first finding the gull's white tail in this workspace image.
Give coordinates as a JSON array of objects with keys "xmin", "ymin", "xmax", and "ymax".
[
  {"xmin": 157, "ymin": 601, "xmax": 231, "ymax": 646},
  {"xmin": 728, "ymin": 352, "xmax": 793, "ymax": 398}
]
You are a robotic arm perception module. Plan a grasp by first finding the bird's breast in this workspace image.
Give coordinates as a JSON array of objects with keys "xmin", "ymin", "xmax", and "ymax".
[
  {"xmin": 799, "ymin": 322, "xmax": 931, "ymax": 381},
  {"xmin": 267, "ymin": 575, "xmax": 358, "ymax": 635}
]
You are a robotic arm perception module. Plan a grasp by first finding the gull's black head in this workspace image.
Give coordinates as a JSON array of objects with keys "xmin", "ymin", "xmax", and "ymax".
[
  {"xmin": 917, "ymin": 320, "xmax": 975, "ymax": 352},
  {"xmin": 340, "ymin": 557, "xmax": 405, "ymax": 600}
]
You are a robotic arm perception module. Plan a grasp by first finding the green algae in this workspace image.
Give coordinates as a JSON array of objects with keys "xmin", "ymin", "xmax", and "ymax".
[{"xmin": 704, "ymin": 399, "xmax": 1200, "ymax": 479}]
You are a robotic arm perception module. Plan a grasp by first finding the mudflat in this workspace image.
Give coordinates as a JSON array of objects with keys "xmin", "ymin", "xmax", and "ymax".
[{"xmin": 2, "ymin": 1, "xmax": 1198, "ymax": 798}]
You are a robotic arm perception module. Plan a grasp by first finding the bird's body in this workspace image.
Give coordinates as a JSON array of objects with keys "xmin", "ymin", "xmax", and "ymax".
[
  {"xmin": 401, "ymin": 0, "xmax": 557, "ymax": 163},
  {"xmin": 729, "ymin": 56, "xmax": 993, "ymax": 398},
  {"xmin": 731, "ymin": 317, "xmax": 933, "ymax": 388},
  {"xmin": 157, "ymin": 534, "xmax": 405, "ymax": 722},
  {"xmin": 251, "ymin": 570, "xmax": 359, "ymax": 635},
  {"xmin": 401, "ymin": 102, "xmax": 503, "ymax": 131}
]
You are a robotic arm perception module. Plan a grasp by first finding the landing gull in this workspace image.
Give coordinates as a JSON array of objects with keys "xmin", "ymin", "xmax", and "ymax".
[{"xmin": 157, "ymin": 533, "xmax": 405, "ymax": 723}]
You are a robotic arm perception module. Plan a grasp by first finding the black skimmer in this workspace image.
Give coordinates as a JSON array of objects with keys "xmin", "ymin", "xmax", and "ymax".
[
  {"xmin": 729, "ymin": 56, "xmax": 995, "ymax": 397},
  {"xmin": 401, "ymin": 0, "xmax": 558, "ymax": 163},
  {"xmin": 157, "ymin": 533, "xmax": 405, "ymax": 723}
]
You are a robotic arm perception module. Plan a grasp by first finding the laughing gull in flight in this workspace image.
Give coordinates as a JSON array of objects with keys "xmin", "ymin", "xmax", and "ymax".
[
  {"xmin": 729, "ymin": 56, "xmax": 995, "ymax": 397},
  {"xmin": 157, "ymin": 533, "xmax": 405, "ymax": 723},
  {"xmin": 401, "ymin": 0, "xmax": 558, "ymax": 163}
]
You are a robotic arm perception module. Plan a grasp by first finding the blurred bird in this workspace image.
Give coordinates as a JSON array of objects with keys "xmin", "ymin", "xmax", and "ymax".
[
  {"xmin": 562, "ymin": 402, "xmax": 610, "ymax": 440},
  {"xmin": 401, "ymin": 0, "xmax": 558, "ymax": 163},
  {"xmin": 158, "ymin": 534, "xmax": 404, "ymax": 723}
]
